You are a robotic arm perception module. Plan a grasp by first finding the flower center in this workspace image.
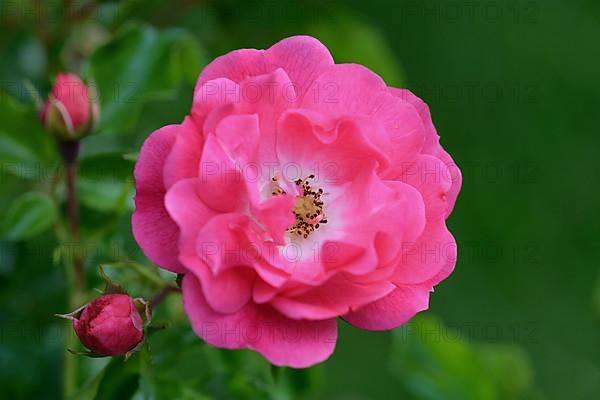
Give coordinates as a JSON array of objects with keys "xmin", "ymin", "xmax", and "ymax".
[{"xmin": 271, "ymin": 175, "xmax": 328, "ymax": 238}]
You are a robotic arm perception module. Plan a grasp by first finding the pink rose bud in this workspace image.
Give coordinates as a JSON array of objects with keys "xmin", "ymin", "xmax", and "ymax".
[
  {"xmin": 73, "ymin": 294, "xmax": 144, "ymax": 356},
  {"xmin": 39, "ymin": 72, "xmax": 98, "ymax": 140}
]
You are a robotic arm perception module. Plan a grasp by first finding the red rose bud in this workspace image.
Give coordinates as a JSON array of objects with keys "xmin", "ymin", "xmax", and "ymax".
[
  {"xmin": 73, "ymin": 294, "xmax": 144, "ymax": 356},
  {"xmin": 39, "ymin": 72, "xmax": 98, "ymax": 140}
]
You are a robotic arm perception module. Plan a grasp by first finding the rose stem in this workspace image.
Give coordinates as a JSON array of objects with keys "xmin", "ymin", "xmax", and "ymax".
[
  {"xmin": 151, "ymin": 284, "xmax": 182, "ymax": 308},
  {"xmin": 59, "ymin": 140, "xmax": 85, "ymax": 297},
  {"xmin": 58, "ymin": 140, "xmax": 85, "ymax": 400}
]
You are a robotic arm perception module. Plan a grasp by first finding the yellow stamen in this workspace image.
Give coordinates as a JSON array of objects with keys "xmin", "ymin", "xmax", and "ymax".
[{"xmin": 272, "ymin": 174, "xmax": 327, "ymax": 238}]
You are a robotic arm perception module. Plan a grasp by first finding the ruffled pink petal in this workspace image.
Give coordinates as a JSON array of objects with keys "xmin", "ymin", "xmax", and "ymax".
[
  {"xmin": 238, "ymin": 68, "xmax": 297, "ymax": 164},
  {"xmin": 192, "ymin": 78, "xmax": 241, "ymax": 125},
  {"xmin": 132, "ymin": 125, "xmax": 184, "ymax": 273},
  {"xmin": 194, "ymin": 36, "xmax": 333, "ymax": 105},
  {"xmin": 183, "ymin": 274, "xmax": 337, "ymax": 368},
  {"xmin": 276, "ymin": 109, "xmax": 390, "ymax": 182},
  {"xmin": 163, "ymin": 189, "xmax": 259, "ymax": 315},
  {"xmin": 265, "ymin": 35, "xmax": 334, "ymax": 102},
  {"xmin": 214, "ymin": 113, "xmax": 260, "ymax": 166},
  {"xmin": 392, "ymin": 220, "xmax": 457, "ymax": 285},
  {"xmin": 195, "ymin": 213, "xmax": 253, "ymax": 273},
  {"xmin": 300, "ymin": 63, "xmax": 387, "ymax": 114},
  {"xmin": 391, "ymin": 154, "xmax": 457, "ymax": 285},
  {"xmin": 197, "ymin": 267, "xmax": 256, "ymax": 314},
  {"xmin": 250, "ymin": 194, "xmax": 296, "ymax": 245},
  {"xmin": 163, "ymin": 116, "xmax": 203, "ymax": 189},
  {"xmin": 196, "ymin": 134, "xmax": 247, "ymax": 213},
  {"xmin": 164, "ymin": 178, "xmax": 216, "ymax": 272},
  {"xmin": 342, "ymin": 284, "xmax": 430, "ymax": 331},
  {"xmin": 271, "ymin": 273, "xmax": 396, "ymax": 320},
  {"xmin": 260, "ymin": 163, "xmax": 427, "ymax": 298},
  {"xmin": 253, "ymin": 279, "xmax": 279, "ymax": 304},
  {"xmin": 300, "ymin": 64, "xmax": 426, "ymax": 176},
  {"xmin": 195, "ymin": 50, "xmax": 266, "ymax": 95},
  {"xmin": 195, "ymin": 212, "xmax": 293, "ymax": 289},
  {"xmin": 368, "ymin": 95, "xmax": 426, "ymax": 179},
  {"xmin": 422, "ymin": 243, "xmax": 457, "ymax": 287},
  {"xmin": 200, "ymin": 69, "xmax": 299, "ymax": 166},
  {"xmin": 164, "ymin": 179, "xmax": 257, "ymax": 313},
  {"xmin": 330, "ymin": 168, "xmax": 426, "ymax": 266},
  {"xmin": 389, "ymin": 88, "xmax": 462, "ymax": 214},
  {"xmin": 320, "ymin": 240, "xmax": 378, "ymax": 276},
  {"xmin": 265, "ymin": 245, "xmax": 330, "ymax": 287},
  {"xmin": 402, "ymin": 154, "xmax": 453, "ymax": 218}
]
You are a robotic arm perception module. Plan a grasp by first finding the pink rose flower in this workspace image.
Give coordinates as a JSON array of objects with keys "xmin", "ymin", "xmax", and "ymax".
[
  {"xmin": 132, "ymin": 36, "xmax": 461, "ymax": 367},
  {"xmin": 73, "ymin": 294, "xmax": 144, "ymax": 356},
  {"xmin": 39, "ymin": 72, "xmax": 98, "ymax": 140}
]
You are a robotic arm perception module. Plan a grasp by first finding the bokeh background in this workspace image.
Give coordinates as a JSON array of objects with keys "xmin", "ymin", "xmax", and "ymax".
[{"xmin": 1, "ymin": 0, "xmax": 599, "ymax": 399}]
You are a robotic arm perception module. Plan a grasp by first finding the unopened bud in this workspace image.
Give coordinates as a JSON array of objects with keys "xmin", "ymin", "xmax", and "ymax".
[
  {"xmin": 72, "ymin": 294, "xmax": 143, "ymax": 356},
  {"xmin": 39, "ymin": 73, "xmax": 98, "ymax": 140}
]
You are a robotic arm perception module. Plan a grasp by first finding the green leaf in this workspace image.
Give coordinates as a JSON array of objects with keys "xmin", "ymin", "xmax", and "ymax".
[
  {"xmin": 2, "ymin": 191, "xmax": 56, "ymax": 240},
  {"xmin": 82, "ymin": 24, "xmax": 205, "ymax": 135},
  {"xmin": 102, "ymin": 262, "xmax": 166, "ymax": 288},
  {"xmin": 478, "ymin": 344, "xmax": 534, "ymax": 399},
  {"xmin": 72, "ymin": 340, "xmax": 152, "ymax": 400},
  {"xmin": 78, "ymin": 152, "xmax": 135, "ymax": 212},
  {"xmin": 68, "ymin": 362, "xmax": 107, "ymax": 400},
  {"xmin": 93, "ymin": 356, "xmax": 141, "ymax": 400},
  {"xmin": 144, "ymin": 323, "xmax": 273, "ymax": 400},
  {"xmin": 171, "ymin": 33, "xmax": 207, "ymax": 84},
  {"xmin": 0, "ymin": 95, "xmax": 56, "ymax": 180},
  {"xmin": 389, "ymin": 314, "xmax": 538, "ymax": 400},
  {"xmin": 122, "ymin": 153, "xmax": 139, "ymax": 162}
]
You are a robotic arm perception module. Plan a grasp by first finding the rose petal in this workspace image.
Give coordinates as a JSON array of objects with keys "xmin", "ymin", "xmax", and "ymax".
[
  {"xmin": 342, "ymin": 284, "xmax": 430, "ymax": 331},
  {"xmin": 183, "ymin": 274, "xmax": 337, "ymax": 368},
  {"xmin": 132, "ymin": 125, "xmax": 184, "ymax": 273},
  {"xmin": 389, "ymin": 88, "xmax": 461, "ymax": 214}
]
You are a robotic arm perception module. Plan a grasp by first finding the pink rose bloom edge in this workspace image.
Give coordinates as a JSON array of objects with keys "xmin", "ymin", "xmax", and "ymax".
[{"xmin": 132, "ymin": 36, "xmax": 461, "ymax": 367}]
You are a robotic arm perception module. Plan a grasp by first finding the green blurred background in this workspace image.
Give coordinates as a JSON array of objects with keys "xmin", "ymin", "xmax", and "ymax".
[{"xmin": 1, "ymin": 0, "xmax": 598, "ymax": 399}]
